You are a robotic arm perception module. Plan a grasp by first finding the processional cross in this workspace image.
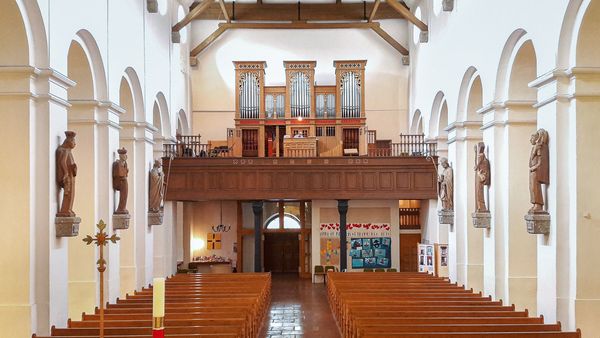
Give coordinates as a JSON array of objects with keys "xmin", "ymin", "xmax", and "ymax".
[{"xmin": 83, "ymin": 220, "xmax": 120, "ymax": 338}]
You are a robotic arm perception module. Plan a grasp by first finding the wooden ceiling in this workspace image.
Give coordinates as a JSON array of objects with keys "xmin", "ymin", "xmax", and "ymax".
[{"xmin": 176, "ymin": 0, "xmax": 426, "ymax": 61}]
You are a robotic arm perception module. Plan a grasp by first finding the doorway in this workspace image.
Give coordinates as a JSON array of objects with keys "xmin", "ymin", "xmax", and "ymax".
[
  {"xmin": 264, "ymin": 233, "xmax": 300, "ymax": 273},
  {"xmin": 343, "ymin": 128, "xmax": 359, "ymax": 153}
]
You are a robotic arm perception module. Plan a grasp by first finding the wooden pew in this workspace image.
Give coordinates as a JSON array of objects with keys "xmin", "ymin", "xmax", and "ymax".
[
  {"xmin": 33, "ymin": 272, "xmax": 271, "ymax": 338},
  {"xmin": 326, "ymin": 272, "xmax": 582, "ymax": 338}
]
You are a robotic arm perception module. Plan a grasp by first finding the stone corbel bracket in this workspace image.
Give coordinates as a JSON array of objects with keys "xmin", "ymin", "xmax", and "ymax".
[
  {"xmin": 524, "ymin": 213, "xmax": 550, "ymax": 235},
  {"xmin": 113, "ymin": 213, "xmax": 131, "ymax": 230},
  {"xmin": 55, "ymin": 216, "xmax": 81, "ymax": 237},
  {"xmin": 472, "ymin": 212, "xmax": 491, "ymax": 229}
]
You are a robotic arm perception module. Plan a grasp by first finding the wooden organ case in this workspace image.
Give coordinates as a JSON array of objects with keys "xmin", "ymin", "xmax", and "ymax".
[{"xmin": 232, "ymin": 60, "xmax": 367, "ymax": 158}]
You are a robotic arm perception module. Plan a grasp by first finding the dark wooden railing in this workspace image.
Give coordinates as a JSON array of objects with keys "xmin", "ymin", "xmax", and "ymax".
[
  {"xmin": 164, "ymin": 134, "xmax": 233, "ymax": 158},
  {"xmin": 399, "ymin": 207, "xmax": 420, "ymax": 230},
  {"xmin": 163, "ymin": 133, "xmax": 436, "ymax": 158}
]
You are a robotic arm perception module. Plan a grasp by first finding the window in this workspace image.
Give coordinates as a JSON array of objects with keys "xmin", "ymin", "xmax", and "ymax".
[
  {"xmin": 265, "ymin": 213, "xmax": 301, "ymax": 229},
  {"xmin": 316, "ymin": 127, "xmax": 323, "ymax": 137},
  {"xmin": 326, "ymin": 126, "xmax": 336, "ymax": 136}
]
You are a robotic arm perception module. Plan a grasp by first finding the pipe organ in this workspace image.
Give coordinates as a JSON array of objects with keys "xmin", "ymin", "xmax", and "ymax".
[{"xmin": 231, "ymin": 60, "xmax": 367, "ymax": 158}]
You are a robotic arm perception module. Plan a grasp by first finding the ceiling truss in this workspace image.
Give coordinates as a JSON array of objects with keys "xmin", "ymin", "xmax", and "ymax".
[{"xmin": 176, "ymin": 1, "xmax": 425, "ymax": 60}]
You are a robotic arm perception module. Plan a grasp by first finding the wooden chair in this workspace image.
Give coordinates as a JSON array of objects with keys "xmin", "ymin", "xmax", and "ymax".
[
  {"xmin": 363, "ymin": 268, "xmax": 374, "ymax": 272},
  {"xmin": 374, "ymin": 268, "xmax": 385, "ymax": 272},
  {"xmin": 313, "ymin": 265, "xmax": 326, "ymax": 283},
  {"xmin": 386, "ymin": 268, "xmax": 397, "ymax": 272}
]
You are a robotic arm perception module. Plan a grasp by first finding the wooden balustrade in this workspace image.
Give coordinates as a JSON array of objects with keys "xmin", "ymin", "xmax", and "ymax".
[{"xmin": 399, "ymin": 208, "xmax": 420, "ymax": 230}]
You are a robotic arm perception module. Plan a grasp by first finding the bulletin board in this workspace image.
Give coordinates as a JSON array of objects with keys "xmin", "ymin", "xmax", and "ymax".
[{"xmin": 350, "ymin": 237, "xmax": 392, "ymax": 269}]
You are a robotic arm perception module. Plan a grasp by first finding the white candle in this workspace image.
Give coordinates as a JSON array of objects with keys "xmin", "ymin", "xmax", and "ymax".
[{"xmin": 152, "ymin": 278, "xmax": 165, "ymax": 318}]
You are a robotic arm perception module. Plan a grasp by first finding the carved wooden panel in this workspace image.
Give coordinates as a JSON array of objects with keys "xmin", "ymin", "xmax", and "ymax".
[{"xmin": 163, "ymin": 157, "xmax": 438, "ymax": 201}]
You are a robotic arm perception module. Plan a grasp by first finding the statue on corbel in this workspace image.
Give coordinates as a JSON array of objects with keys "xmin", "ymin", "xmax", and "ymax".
[
  {"xmin": 55, "ymin": 131, "xmax": 81, "ymax": 237},
  {"xmin": 472, "ymin": 142, "xmax": 491, "ymax": 229},
  {"xmin": 113, "ymin": 147, "xmax": 131, "ymax": 230},
  {"xmin": 148, "ymin": 159, "xmax": 165, "ymax": 226},
  {"xmin": 524, "ymin": 129, "xmax": 551, "ymax": 235},
  {"xmin": 437, "ymin": 157, "xmax": 454, "ymax": 225}
]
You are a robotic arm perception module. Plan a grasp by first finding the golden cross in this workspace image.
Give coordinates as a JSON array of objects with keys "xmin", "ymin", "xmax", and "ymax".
[{"xmin": 83, "ymin": 220, "xmax": 120, "ymax": 338}]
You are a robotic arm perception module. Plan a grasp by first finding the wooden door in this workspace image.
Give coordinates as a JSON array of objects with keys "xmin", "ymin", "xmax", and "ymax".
[
  {"xmin": 278, "ymin": 126, "xmax": 286, "ymax": 157},
  {"xmin": 399, "ymin": 233, "xmax": 421, "ymax": 272},
  {"xmin": 264, "ymin": 233, "xmax": 299, "ymax": 273},
  {"xmin": 242, "ymin": 129, "xmax": 258, "ymax": 157},
  {"xmin": 343, "ymin": 128, "xmax": 359, "ymax": 152}
]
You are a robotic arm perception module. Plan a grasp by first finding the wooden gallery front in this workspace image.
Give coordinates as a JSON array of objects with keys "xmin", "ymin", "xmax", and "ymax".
[{"xmin": 164, "ymin": 60, "xmax": 439, "ymax": 278}]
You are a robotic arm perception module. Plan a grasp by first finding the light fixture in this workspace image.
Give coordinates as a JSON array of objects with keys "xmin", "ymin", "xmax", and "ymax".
[
  {"xmin": 297, "ymin": 116, "xmax": 303, "ymax": 122},
  {"xmin": 191, "ymin": 237, "xmax": 205, "ymax": 252}
]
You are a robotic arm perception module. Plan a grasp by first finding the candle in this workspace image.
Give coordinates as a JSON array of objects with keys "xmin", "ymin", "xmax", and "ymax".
[{"xmin": 152, "ymin": 277, "xmax": 165, "ymax": 318}]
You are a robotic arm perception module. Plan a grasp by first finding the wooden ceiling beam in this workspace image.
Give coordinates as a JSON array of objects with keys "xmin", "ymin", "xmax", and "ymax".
[
  {"xmin": 368, "ymin": 0, "xmax": 381, "ymax": 23},
  {"xmin": 219, "ymin": 22, "xmax": 378, "ymax": 30},
  {"xmin": 370, "ymin": 24, "xmax": 409, "ymax": 55},
  {"xmin": 187, "ymin": 3, "xmax": 405, "ymax": 21},
  {"xmin": 386, "ymin": 0, "xmax": 428, "ymax": 31},
  {"xmin": 218, "ymin": 0, "xmax": 230, "ymax": 22},
  {"xmin": 173, "ymin": 0, "xmax": 213, "ymax": 32},
  {"xmin": 190, "ymin": 25, "xmax": 229, "ymax": 57}
]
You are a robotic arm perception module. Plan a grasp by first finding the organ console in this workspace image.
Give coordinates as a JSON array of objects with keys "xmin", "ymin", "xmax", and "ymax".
[{"xmin": 229, "ymin": 60, "xmax": 368, "ymax": 158}]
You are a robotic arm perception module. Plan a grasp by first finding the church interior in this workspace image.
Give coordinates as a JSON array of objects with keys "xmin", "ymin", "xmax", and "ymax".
[{"xmin": 1, "ymin": 0, "xmax": 599, "ymax": 337}]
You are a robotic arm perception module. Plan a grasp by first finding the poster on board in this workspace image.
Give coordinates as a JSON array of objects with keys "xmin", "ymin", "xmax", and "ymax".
[{"xmin": 350, "ymin": 237, "xmax": 391, "ymax": 269}]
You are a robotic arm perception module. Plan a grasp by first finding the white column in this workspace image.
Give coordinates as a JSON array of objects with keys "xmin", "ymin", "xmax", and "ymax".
[
  {"xmin": 480, "ymin": 101, "xmax": 537, "ymax": 312},
  {"xmin": 447, "ymin": 121, "xmax": 484, "ymax": 293},
  {"xmin": 153, "ymin": 136, "xmax": 177, "ymax": 277},
  {"xmin": 67, "ymin": 100, "xmax": 123, "ymax": 317},
  {"xmin": 119, "ymin": 122, "xmax": 155, "ymax": 295},
  {"xmin": 0, "ymin": 67, "xmax": 74, "ymax": 336}
]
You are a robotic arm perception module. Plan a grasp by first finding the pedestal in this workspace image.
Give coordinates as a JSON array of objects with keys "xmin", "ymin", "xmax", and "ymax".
[
  {"xmin": 55, "ymin": 216, "xmax": 81, "ymax": 237},
  {"xmin": 148, "ymin": 211, "xmax": 164, "ymax": 226},
  {"xmin": 438, "ymin": 210, "xmax": 454, "ymax": 225},
  {"xmin": 113, "ymin": 213, "xmax": 131, "ymax": 230},
  {"xmin": 472, "ymin": 212, "xmax": 491, "ymax": 229},
  {"xmin": 524, "ymin": 212, "xmax": 550, "ymax": 235}
]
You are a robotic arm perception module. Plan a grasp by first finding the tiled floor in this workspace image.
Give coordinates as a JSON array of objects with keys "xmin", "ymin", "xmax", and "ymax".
[{"xmin": 260, "ymin": 273, "xmax": 341, "ymax": 338}]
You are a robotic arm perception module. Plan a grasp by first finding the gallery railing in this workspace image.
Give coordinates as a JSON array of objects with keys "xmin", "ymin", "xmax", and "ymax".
[{"xmin": 163, "ymin": 133, "xmax": 436, "ymax": 158}]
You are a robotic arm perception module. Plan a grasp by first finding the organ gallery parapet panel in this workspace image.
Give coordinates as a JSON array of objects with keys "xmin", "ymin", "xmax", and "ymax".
[{"xmin": 162, "ymin": 156, "xmax": 438, "ymax": 201}]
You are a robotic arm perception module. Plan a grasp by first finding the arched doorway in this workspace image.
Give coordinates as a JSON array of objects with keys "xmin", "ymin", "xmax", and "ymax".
[{"xmin": 262, "ymin": 201, "xmax": 310, "ymax": 276}]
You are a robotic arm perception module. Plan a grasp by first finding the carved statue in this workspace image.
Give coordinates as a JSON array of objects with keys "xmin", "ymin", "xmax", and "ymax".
[
  {"xmin": 474, "ymin": 142, "xmax": 490, "ymax": 212},
  {"xmin": 56, "ymin": 131, "xmax": 78, "ymax": 217},
  {"xmin": 438, "ymin": 157, "xmax": 454, "ymax": 211},
  {"xmin": 148, "ymin": 159, "xmax": 165, "ymax": 213},
  {"xmin": 528, "ymin": 129, "xmax": 549, "ymax": 213},
  {"xmin": 112, "ymin": 148, "xmax": 129, "ymax": 214}
]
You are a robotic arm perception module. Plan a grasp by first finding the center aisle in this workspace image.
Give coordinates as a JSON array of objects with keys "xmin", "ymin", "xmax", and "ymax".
[{"xmin": 260, "ymin": 273, "xmax": 341, "ymax": 338}]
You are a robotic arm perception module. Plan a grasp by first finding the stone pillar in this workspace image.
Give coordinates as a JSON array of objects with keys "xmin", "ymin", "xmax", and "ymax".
[
  {"xmin": 252, "ymin": 201, "xmax": 263, "ymax": 272},
  {"xmin": 480, "ymin": 101, "xmax": 537, "ymax": 312},
  {"xmin": 67, "ymin": 100, "xmax": 124, "ymax": 318},
  {"xmin": 447, "ymin": 121, "xmax": 484, "ymax": 293},
  {"xmin": 119, "ymin": 122, "xmax": 155, "ymax": 296},
  {"xmin": 338, "ymin": 200, "xmax": 349, "ymax": 271},
  {"xmin": 0, "ymin": 66, "xmax": 74, "ymax": 336},
  {"xmin": 152, "ymin": 136, "xmax": 177, "ymax": 278}
]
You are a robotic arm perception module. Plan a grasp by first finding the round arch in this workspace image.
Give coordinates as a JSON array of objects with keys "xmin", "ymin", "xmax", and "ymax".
[
  {"xmin": 456, "ymin": 67, "xmax": 484, "ymax": 122},
  {"xmin": 264, "ymin": 213, "xmax": 301, "ymax": 230},
  {"xmin": 120, "ymin": 67, "xmax": 145, "ymax": 122},
  {"xmin": 557, "ymin": 0, "xmax": 591, "ymax": 69},
  {"xmin": 154, "ymin": 92, "xmax": 171, "ymax": 138},
  {"xmin": 410, "ymin": 110, "xmax": 423, "ymax": 134},
  {"xmin": 177, "ymin": 109, "xmax": 190, "ymax": 135},
  {"xmin": 70, "ymin": 30, "xmax": 108, "ymax": 101},
  {"xmin": 428, "ymin": 91, "xmax": 447, "ymax": 138},
  {"xmin": 14, "ymin": 0, "xmax": 49, "ymax": 67},
  {"xmin": 494, "ymin": 29, "xmax": 538, "ymax": 102}
]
